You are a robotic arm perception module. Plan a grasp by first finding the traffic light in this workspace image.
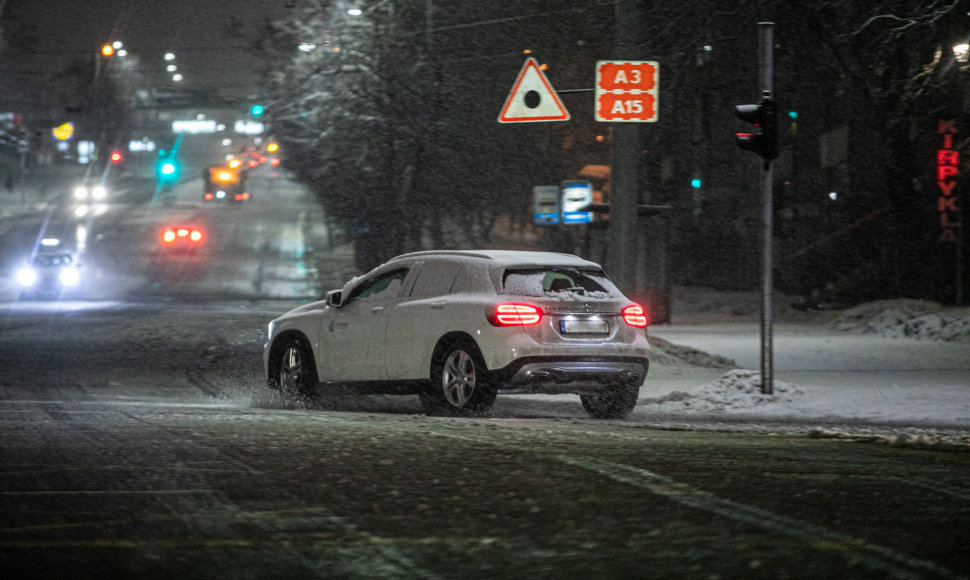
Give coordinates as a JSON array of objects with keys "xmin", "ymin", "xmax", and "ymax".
[
  {"xmin": 251, "ymin": 104, "xmax": 264, "ymax": 117},
  {"xmin": 110, "ymin": 149, "xmax": 124, "ymax": 163},
  {"xmin": 155, "ymin": 152, "xmax": 181, "ymax": 184},
  {"xmin": 735, "ymin": 97, "xmax": 778, "ymax": 160}
]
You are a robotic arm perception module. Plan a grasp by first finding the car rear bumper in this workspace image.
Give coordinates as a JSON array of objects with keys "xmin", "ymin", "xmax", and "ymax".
[{"xmin": 494, "ymin": 357, "xmax": 649, "ymax": 394}]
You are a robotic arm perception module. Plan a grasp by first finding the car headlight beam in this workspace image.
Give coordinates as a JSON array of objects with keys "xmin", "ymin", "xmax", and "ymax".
[{"xmin": 16, "ymin": 267, "xmax": 37, "ymax": 286}]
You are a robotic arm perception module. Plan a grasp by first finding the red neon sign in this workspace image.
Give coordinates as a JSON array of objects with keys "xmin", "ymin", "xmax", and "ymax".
[{"xmin": 936, "ymin": 119, "xmax": 959, "ymax": 244}]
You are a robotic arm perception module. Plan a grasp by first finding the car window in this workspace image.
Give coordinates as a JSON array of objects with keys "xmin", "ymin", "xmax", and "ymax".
[
  {"xmin": 409, "ymin": 261, "xmax": 461, "ymax": 298},
  {"xmin": 343, "ymin": 268, "xmax": 408, "ymax": 306},
  {"xmin": 502, "ymin": 268, "xmax": 614, "ymax": 297},
  {"xmin": 449, "ymin": 266, "xmax": 471, "ymax": 293}
]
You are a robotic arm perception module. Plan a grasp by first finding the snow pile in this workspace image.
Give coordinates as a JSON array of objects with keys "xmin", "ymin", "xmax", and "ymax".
[
  {"xmin": 647, "ymin": 335, "xmax": 736, "ymax": 368},
  {"xmin": 808, "ymin": 428, "xmax": 970, "ymax": 452},
  {"xmin": 640, "ymin": 369, "xmax": 802, "ymax": 413},
  {"xmin": 831, "ymin": 299, "xmax": 970, "ymax": 341}
]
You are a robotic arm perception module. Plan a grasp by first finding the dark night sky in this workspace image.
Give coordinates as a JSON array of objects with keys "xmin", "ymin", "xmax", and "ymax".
[{"xmin": 5, "ymin": 0, "xmax": 274, "ymax": 98}]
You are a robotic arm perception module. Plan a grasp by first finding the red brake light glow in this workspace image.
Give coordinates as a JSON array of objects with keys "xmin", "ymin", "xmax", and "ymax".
[
  {"xmin": 622, "ymin": 304, "xmax": 648, "ymax": 327},
  {"xmin": 162, "ymin": 227, "xmax": 203, "ymax": 243},
  {"xmin": 493, "ymin": 303, "xmax": 542, "ymax": 326}
]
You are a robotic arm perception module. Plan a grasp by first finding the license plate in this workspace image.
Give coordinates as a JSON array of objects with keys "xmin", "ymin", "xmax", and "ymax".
[{"xmin": 560, "ymin": 318, "xmax": 609, "ymax": 334}]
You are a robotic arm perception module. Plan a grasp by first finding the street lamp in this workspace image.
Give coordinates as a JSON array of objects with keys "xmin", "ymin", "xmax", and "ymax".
[{"xmin": 953, "ymin": 42, "xmax": 969, "ymax": 64}]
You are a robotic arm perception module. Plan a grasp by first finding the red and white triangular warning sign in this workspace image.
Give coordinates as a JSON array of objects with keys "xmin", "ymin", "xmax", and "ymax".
[{"xmin": 498, "ymin": 58, "xmax": 570, "ymax": 123}]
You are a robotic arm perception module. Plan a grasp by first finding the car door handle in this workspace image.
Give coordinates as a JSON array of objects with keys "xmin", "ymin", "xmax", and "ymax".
[
  {"xmin": 430, "ymin": 302, "xmax": 445, "ymax": 310},
  {"xmin": 329, "ymin": 320, "xmax": 348, "ymax": 331}
]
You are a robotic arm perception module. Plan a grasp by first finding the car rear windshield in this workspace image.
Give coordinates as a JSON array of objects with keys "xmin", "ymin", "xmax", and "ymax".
[{"xmin": 501, "ymin": 268, "xmax": 616, "ymax": 297}]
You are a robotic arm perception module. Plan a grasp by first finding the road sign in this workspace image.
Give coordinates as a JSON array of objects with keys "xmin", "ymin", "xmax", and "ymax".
[
  {"xmin": 533, "ymin": 185, "xmax": 560, "ymax": 224},
  {"xmin": 561, "ymin": 180, "xmax": 593, "ymax": 224},
  {"xmin": 499, "ymin": 58, "xmax": 570, "ymax": 123},
  {"xmin": 595, "ymin": 60, "xmax": 659, "ymax": 122}
]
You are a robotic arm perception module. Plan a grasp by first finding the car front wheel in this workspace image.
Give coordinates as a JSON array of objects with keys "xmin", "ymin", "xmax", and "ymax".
[
  {"xmin": 580, "ymin": 381, "xmax": 640, "ymax": 419},
  {"xmin": 420, "ymin": 340, "xmax": 496, "ymax": 416},
  {"xmin": 269, "ymin": 337, "xmax": 319, "ymax": 401}
]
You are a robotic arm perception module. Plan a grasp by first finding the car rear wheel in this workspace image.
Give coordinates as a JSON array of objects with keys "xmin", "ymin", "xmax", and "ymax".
[
  {"xmin": 420, "ymin": 340, "xmax": 496, "ymax": 416},
  {"xmin": 580, "ymin": 381, "xmax": 640, "ymax": 419},
  {"xmin": 269, "ymin": 337, "xmax": 319, "ymax": 401}
]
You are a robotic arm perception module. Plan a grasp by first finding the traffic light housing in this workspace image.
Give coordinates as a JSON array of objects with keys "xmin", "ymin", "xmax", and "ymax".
[{"xmin": 735, "ymin": 97, "xmax": 778, "ymax": 160}]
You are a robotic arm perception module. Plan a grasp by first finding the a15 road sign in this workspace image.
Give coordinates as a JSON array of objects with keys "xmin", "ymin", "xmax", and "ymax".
[{"xmin": 595, "ymin": 60, "xmax": 659, "ymax": 122}]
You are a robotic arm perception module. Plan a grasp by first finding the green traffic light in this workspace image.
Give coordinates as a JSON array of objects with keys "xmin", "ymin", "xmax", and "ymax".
[{"xmin": 251, "ymin": 104, "xmax": 264, "ymax": 117}]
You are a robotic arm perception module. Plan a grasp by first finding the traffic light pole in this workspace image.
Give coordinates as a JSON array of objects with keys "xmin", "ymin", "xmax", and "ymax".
[{"xmin": 759, "ymin": 22, "xmax": 775, "ymax": 396}]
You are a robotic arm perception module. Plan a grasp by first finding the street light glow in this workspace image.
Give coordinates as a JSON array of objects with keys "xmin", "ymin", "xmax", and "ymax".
[
  {"xmin": 164, "ymin": 52, "xmax": 176, "ymax": 61},
  {"xmin": 172, "ymin": 73, "xmax": 184, "ymax": 82},
  {"xmin": 347, "ymin": 8, "xmax": 362, "ymax": 15},
  {"xmin": 953, "ymin": 42, "xmax": 970, "ymax": 63}
]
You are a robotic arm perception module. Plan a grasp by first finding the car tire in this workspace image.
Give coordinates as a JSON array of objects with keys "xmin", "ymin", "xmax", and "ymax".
[
  {"xmin": 420, "ymin": 339, "xmax": 496, "ymax": 416},
  {"xmin": 580, "ymin": 381, "xmax": 640, "ymax": 419},
  {"xmin": 269, "ymin": 336, "xmax": 320, "ymax": 402}
]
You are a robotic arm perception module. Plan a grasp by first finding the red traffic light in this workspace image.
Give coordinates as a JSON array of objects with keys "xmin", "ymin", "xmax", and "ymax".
[
  {"xmin": 735, "ymin": 98, "xmax": 778, "ymax": 160},
  {"xmin": 110, "ymin": 150, "xmax": 124, "ymax": 163}
]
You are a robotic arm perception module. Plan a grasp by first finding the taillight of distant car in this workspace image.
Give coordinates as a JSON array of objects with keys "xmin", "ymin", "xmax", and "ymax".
[
  {"xmin": 621, "ymin": 304, "xmax": 648, "ymax": 327},
  {"xmin": 162, "ymin": 227, "xmax": 203, "ymax": 243},
  {"xmin": 270, "ymin": 157, "xmax": 280, "ymax": 167},
  {"xmin": 247, "ymin": 159, "xmax": 259, "ymax": 168},
  {"xmin": 491, "ymin": 303, "xmax": 543, "ymax": 326},
  {"xmin": 234, "ymin": 193, "xmax": 250, "ymax": 201}
]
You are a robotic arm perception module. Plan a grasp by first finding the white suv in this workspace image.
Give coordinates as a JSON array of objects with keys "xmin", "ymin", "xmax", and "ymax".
[{"xmin": 263, "ymin": 250, "xmax": 651, "ymax": 418}]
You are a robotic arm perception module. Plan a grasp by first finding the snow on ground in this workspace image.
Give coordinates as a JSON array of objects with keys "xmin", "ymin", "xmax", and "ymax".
[
  {"xmin": 640, "ymin": 288, "xmax": 970, "ymax": 451},
  {"xmin": 830, "ymin": 299, "xmax": 970, "ymax": 342}
]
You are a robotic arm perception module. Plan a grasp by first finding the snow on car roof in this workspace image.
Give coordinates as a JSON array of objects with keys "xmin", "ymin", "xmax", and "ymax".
[{"xmin": 391, "ymin": 250, "xmax": 601, "ymax": 269}]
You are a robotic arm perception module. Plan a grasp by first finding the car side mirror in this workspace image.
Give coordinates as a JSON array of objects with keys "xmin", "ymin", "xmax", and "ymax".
[{"xmin": 325, "ymin": 289, "xmax": 342, "ymax": 307}]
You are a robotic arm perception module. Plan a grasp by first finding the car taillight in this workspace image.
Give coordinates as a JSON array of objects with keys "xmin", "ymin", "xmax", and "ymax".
[
  {"xmin": 622, "ymin": 304, "xmax": 648, "ymax": 328},
  {"xmin": 493, "ymin": 303, "xmax": 542, "ymax": 326},
  {"xmin": 163, "ymin": 230, "xmax": 176, "ymax": 243},
  {"xmin": 190, "ymin": 230, "xmax": 203, "ymax": 242}
]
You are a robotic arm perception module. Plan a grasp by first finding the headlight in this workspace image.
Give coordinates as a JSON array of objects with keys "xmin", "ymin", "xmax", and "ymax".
[
  {"xmin": 91, "ymin": 185, "xmax": 107, "ymax": 200},
  {"xmin": 16, "ymin": 267, "xmax": 36, "ymax": 286},
  {"xmin": 60, "ymin": 268, "xmax": 80, "ymax": 286},
  {"xmin": 74, "ymin": 186, "xmax": 88, "ymax": 200}
]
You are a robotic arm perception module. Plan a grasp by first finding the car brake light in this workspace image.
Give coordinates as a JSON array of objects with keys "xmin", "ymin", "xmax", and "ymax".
[
  {"xmin": 622, "ymin": 304, "xmax": 648, "ymax": 327},
  {"xmin": 493, "ymin": 303, "xmax": 542, "ymax": 326},
  {"xmin": 190, "ymin": 230, "xmax": 202, "ymax": 242},
  {"xmin": 162, "ymin": 230, "xmax": 176, "ymax": 243}
]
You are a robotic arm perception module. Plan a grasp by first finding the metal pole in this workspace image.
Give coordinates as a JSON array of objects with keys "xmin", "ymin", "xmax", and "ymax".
[{"xmin": 759, "ymin": 22, "xmax": 774, "ymax": 395}]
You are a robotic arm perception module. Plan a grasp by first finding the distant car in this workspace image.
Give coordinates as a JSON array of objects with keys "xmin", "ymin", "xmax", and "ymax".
[
  {"xmin": 159, "ymin": 226, "xmax": 204, "ymax": 249},
  {"xmin": 203, "ymin": 166, "xmax": 250, "ymax": 202},
  {"xmin": 150, "ymin": 226, "xmax": 206, "ymax": 281},
  {"xmin": 263, "ymin": 250, "xmax": 651, "ymax": 418},
  {"xmin": 16, "ymin": 245, "xmax": 82, "ymax": 299}
]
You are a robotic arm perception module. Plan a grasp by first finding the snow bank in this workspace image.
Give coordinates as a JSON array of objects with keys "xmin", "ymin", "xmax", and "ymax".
[
  {"xmin": 639, "ymin": 369, "xmax": 802, "ymax": 413},
  {"xmin": 831, "ymin": 299, "xmax": 970, "ymax": 342}
]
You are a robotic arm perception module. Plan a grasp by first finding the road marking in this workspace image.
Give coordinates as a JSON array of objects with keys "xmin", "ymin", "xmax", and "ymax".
[{"xmin": 560, "ymin": 455, "xmax": 963, "ymax": 580}]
